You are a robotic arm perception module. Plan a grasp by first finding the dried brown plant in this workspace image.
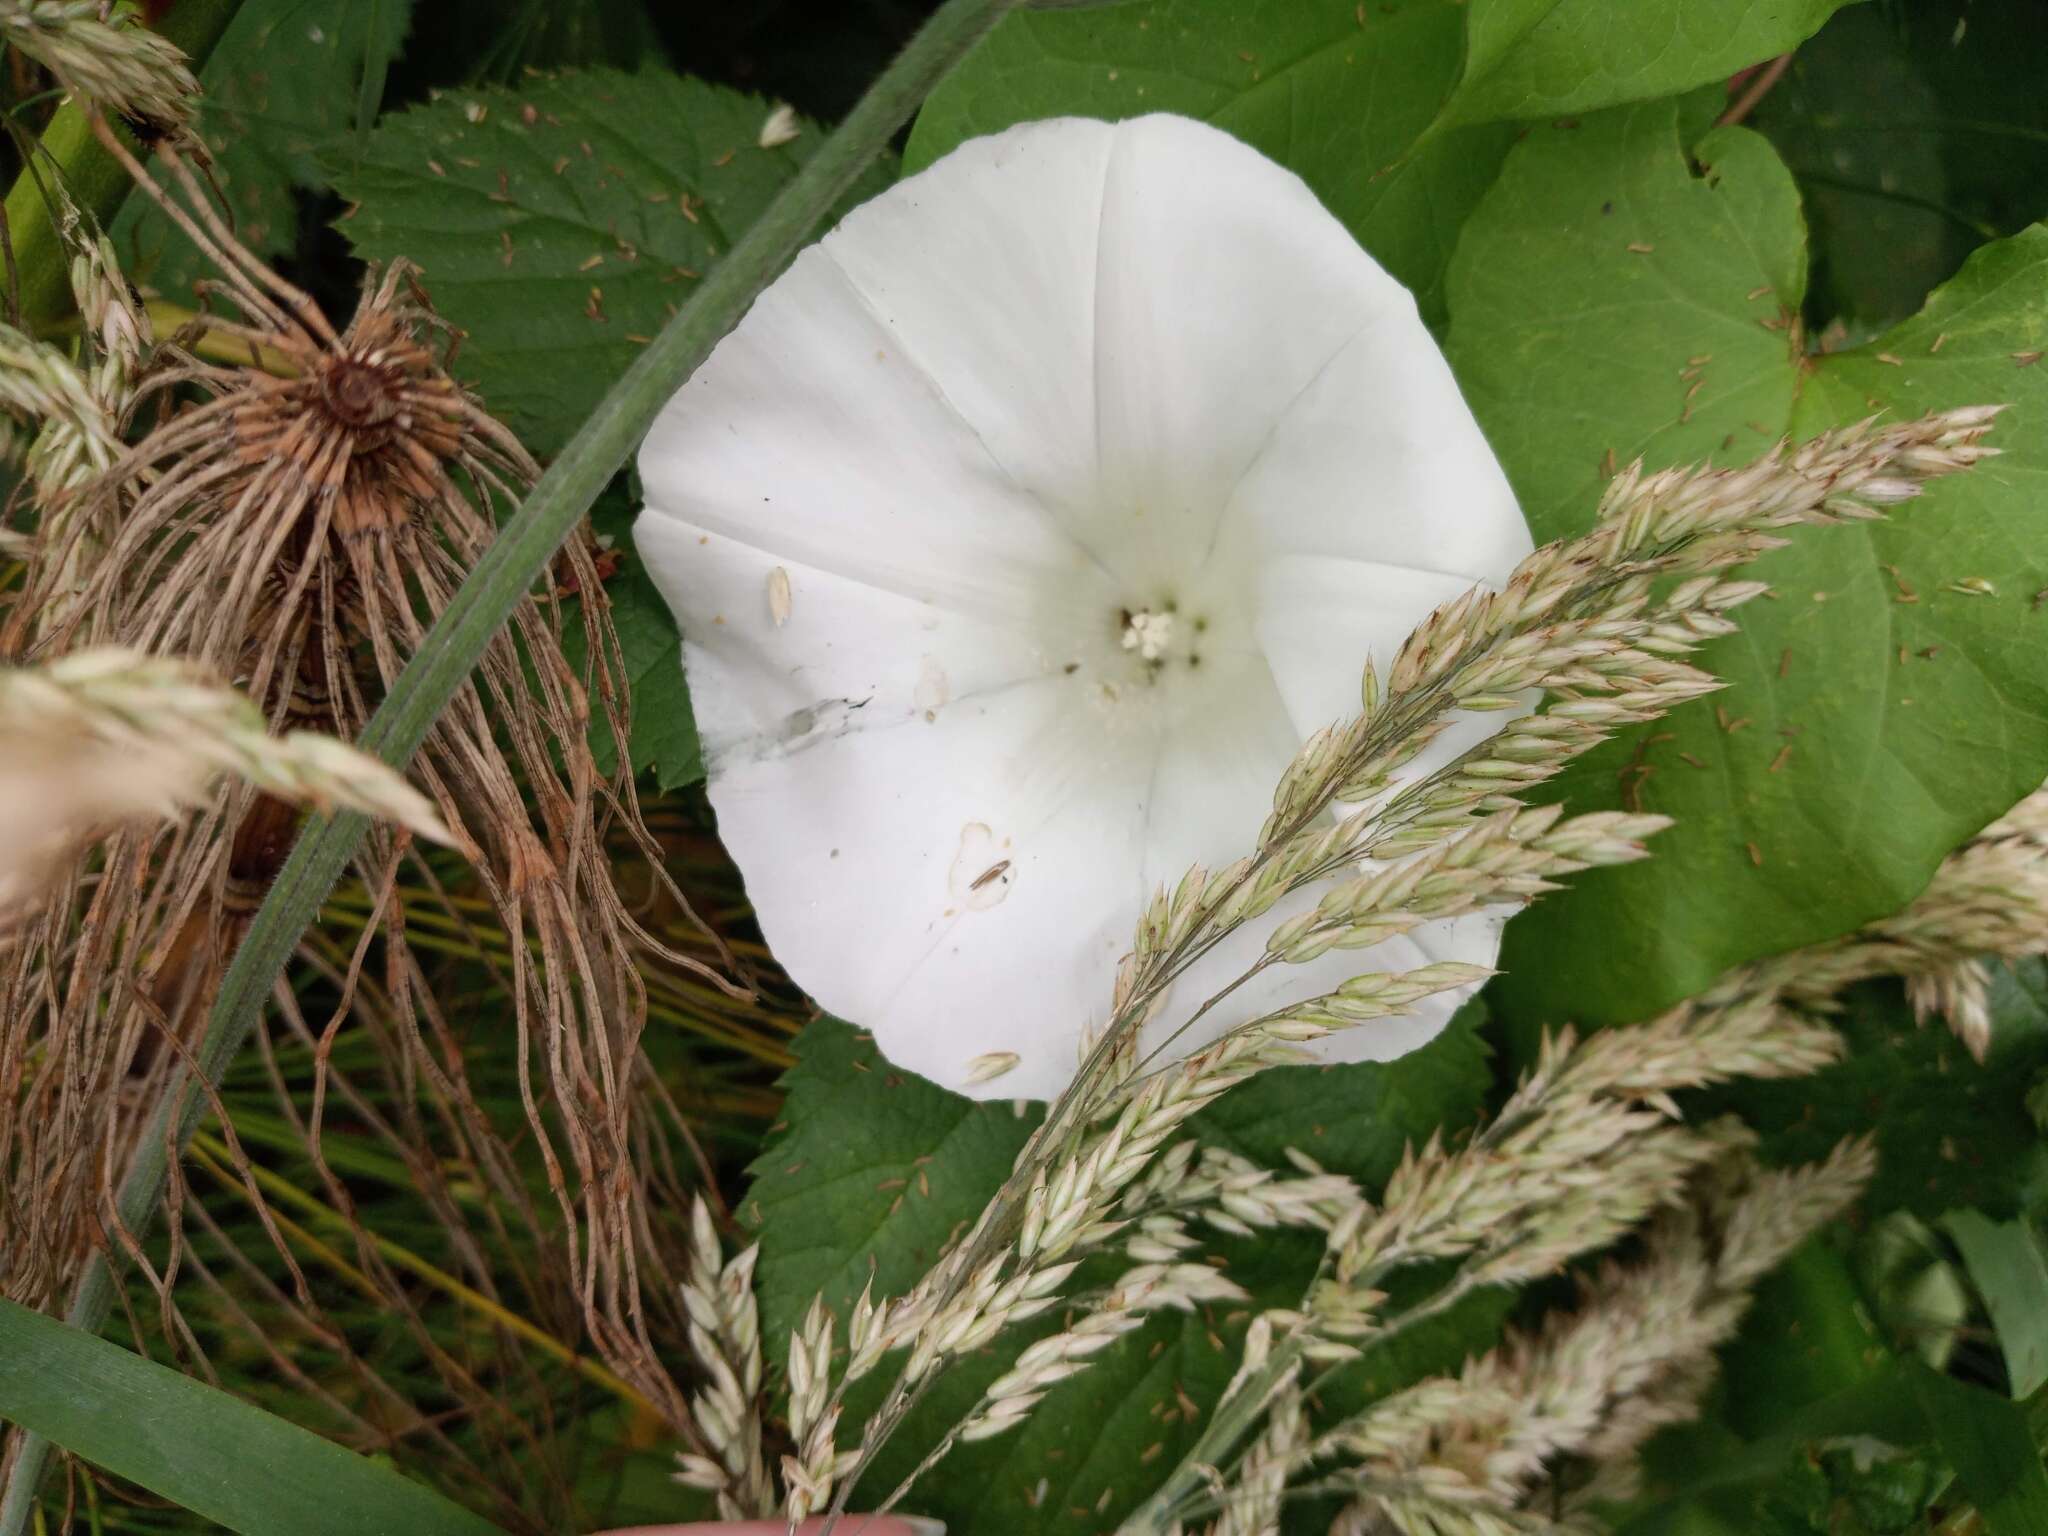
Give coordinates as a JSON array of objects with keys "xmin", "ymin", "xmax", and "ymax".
[{"xmin": 0, "ymin": 120, "xmax": 745, "ymax": 1456}]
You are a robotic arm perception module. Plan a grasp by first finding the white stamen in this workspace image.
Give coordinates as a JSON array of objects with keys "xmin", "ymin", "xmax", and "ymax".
[{"xmin": 1121, "ymin": 608, "xmax": 1174, "ymax": 661}]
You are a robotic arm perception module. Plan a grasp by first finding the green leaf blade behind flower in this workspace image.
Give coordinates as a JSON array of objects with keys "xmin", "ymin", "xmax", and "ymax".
[
  {"xmin": 1444, "ymin": 105, "xmax": 1807, "ymax": 545},
  {"xmin": 744, "ymin": 1015, "xmax": 1043, "ymax": 1358},
  {"xmin": 116, "ymin": 0, "xmax": 415, "ymax": 294},
  {"xmin": 747, "ymin": 1008, "xmax": 1498, "ymax": 1534},
  {"xmin": 907, "ymin": 0, "xmax": 1853, "ymax": 324},
  {"xmin": 1446, "ymin": 98, "xmax": 2048, "ymax": 1030},
  {"xmin": 906, "ymin": 0, "xmax": 1508, "ymax": 324},
  {"xmin": 1449, "ymin": 0, "xmax": 1852, "ymax": 125},
  {"xmin": 332, "ymin": 67, "xmax": 892, "ymax": 459}
]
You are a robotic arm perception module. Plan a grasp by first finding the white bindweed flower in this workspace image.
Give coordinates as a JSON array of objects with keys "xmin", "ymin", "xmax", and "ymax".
[{"xmin": 637, "ymin": 115, "xmax": 1530, "ymax": 1100}]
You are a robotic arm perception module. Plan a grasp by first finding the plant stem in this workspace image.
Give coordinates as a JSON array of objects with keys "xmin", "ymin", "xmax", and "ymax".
[
  {"xmin": 1118, "ymin": 1259, "xmax": 1489, "ymax": 1535},
  {"xmin": 1119, "ymin": 1337, "xmax": 1306, "ymax": 1536},
  {"xmin": 0, "ymin": 1, "xmax": 1017, "ymax": 1527},
  {"xmin": 0, "ymin": 0, "xmax": 241, "ymax": 329}
]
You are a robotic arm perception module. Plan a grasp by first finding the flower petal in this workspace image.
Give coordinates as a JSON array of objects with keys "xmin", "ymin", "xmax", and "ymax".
[
  {"xmin": 816, "ymin": 118, "xmax": 1117, "ymax": 573},
  {"xmin": 634, "ymin": 512, "xmax": 1097, "ymax": 754},
  {"xmin": 635, "ymin": 112, "xmax": 1531, "ymax": 1102},
  {"xmin": 1092, "ymin": 117, "xmax": 1414, "ymax": 593},
  {"xmin": 700, "ymin": 670, "xmax": 1154, "ymax": 1101},
  {"xmin": 637, "ymin": 236, "xmax": 1100, "ymax": 632},
  {"xmin": 1220, "ymin": 270, "xmax": 1529, "ymax": 584}
]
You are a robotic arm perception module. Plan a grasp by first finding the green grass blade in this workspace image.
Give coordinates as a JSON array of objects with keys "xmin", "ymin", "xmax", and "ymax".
[
  {"xmin": 1947, "ymin": 1210, "xmax": 2048, "ymax": 1398},
  {"xmin": 0, "ymin": 1300, "xmax": 505, "ymax": 1536}
]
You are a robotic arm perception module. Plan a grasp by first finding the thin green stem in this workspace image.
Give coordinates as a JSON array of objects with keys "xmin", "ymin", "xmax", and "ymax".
[
  {"xmin": 0, "ymin": 1, "xmax": 1018, "ymax": 1528},
  {"xmin": 1122, "ymin": 1251, "xmax": 1503, "ymax": 1535},
  {"xmin": 1120, "ymin": 1335, "xmax": 1306, "ymax": 1536}
]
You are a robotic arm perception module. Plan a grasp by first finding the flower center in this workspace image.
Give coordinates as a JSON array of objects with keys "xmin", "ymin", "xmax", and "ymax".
[
  {"xmin": 318, "ymin": 356, "xmax": 398, "ymax": 429},
  {"xmin": 1120, "ymin": 607, "xmax": 1175, "ymax": 661}
]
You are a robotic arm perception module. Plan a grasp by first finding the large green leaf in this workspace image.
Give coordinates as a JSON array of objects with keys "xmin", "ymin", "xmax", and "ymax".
[
  {"xmin": 905, "ymin": 0, "xmax": 1511, "ymax": 323},
  {"xmin": 905, "ymin": 0, "xmax": 1850, "ymax": 323},
  {"xmin": 333, "ymin": 67, "xmax": 892, "ymax": 457},
  {"xmin": 1449, "ymin": 0, "xmax": 1850, "ymax": 125},
  {"xmin": 747, "ymin": 1009, "xmax": 1498, "ymax": 1534},
  {"xmin": 0, "ymin": 1299, "xmax": 503, "ymax": 1536},
  {"xmin": 1716, "ymin": 1241, "xmax": 1897, "ymax": 1440},
  {"xmin": 744, "ymin": 1016, "xmax": 1043, "ymax": 1355},
  {"xmin": 1446, "ymin": 99, "xmax": 2048, "ymax": 1028},
  {"xmin": 115, "ymin": 0, "xmax": 414, "ymax": 295}
]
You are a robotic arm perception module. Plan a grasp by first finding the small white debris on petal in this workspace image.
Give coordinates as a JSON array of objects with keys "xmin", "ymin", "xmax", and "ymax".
[
  {"xmin": 1121, "ymin": 607, "xmax": 1174, "ymax": 661},
  {"xmin": 767, "ymin": 565, "xmax": 793, "ymax": 626},
  {"xmin": 963, "ymin": 1051, "xmax": 1020, "ymax": 1085},
  {"xmin": 758, "ymin": 103, "xmax": 801, "ymax": 149}
]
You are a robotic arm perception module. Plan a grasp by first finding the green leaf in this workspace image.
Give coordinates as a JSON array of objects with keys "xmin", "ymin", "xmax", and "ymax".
[
  {"xmin": 747, "ymin": 1008, "xmax": 1496, "ymax": 1532},
  {"xmin": 1746, "ymin": 0, "xmax": 2048, "ymax": 337},
  {"xmin": 1445, "ymin": 97, "xmax": 2048, "ymax": 1029},
  {"xmin": 1695, "ymin": 974, "xmax": 2048, "ymax": 1222},
  {"xmin": 1446, "ymin": 105, "xmax": 1807, "ymax": 547},
  {"xmin": 591, "ymin": 553, "xmax": 702, "ymax": 790},
  {"xmin": 744, "ymin": 1016, "xmax": 1043, "ymax": 1355},
  {"xmin": 1448, "ymin": 0, "xmax": 1851, "ymax": 126},
  {"xmin": 1717, "ymin": 1240, "xmax": 1897, "ymax": 1440},
  {"xmin": 1621, "ymin": 1361, "xmax": 1943, "ymax": 1535},
  {"xmin": 1911, "ymin": 0, "xmax": 2048, "ymax": 256},
  {"xmin": 906, "ymin": 0, "xmax": 1850, "ymax": 324},
  {"xmin": 1946, "ymin": 1210, "xmax": 2048, "ymax": 1398},
  {"xmin": 114, "ymin": 0, "xmax": 414, "ymax": 295},
  {"xmin": 1910, "ymin": 1364, "xmax": 2048, "ymax": 1536},
  {"xmin": 1741, "ymin": 1436, "xmax": 1945, "ymax": 1536},
  {"xmin": 0, "ymin": 1299, "xmax": 504, "ymax": 1536},
  {"xmin": 333, "ymin": 67, "xmax": 892, "ymax": 457},
  {"xmin": 905, "ymin": 0, "xmax": 1514, "ymax": 323},
  {"xmin": 564, "ymin": 487, "xmax": 702, "ymax": 790}
]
